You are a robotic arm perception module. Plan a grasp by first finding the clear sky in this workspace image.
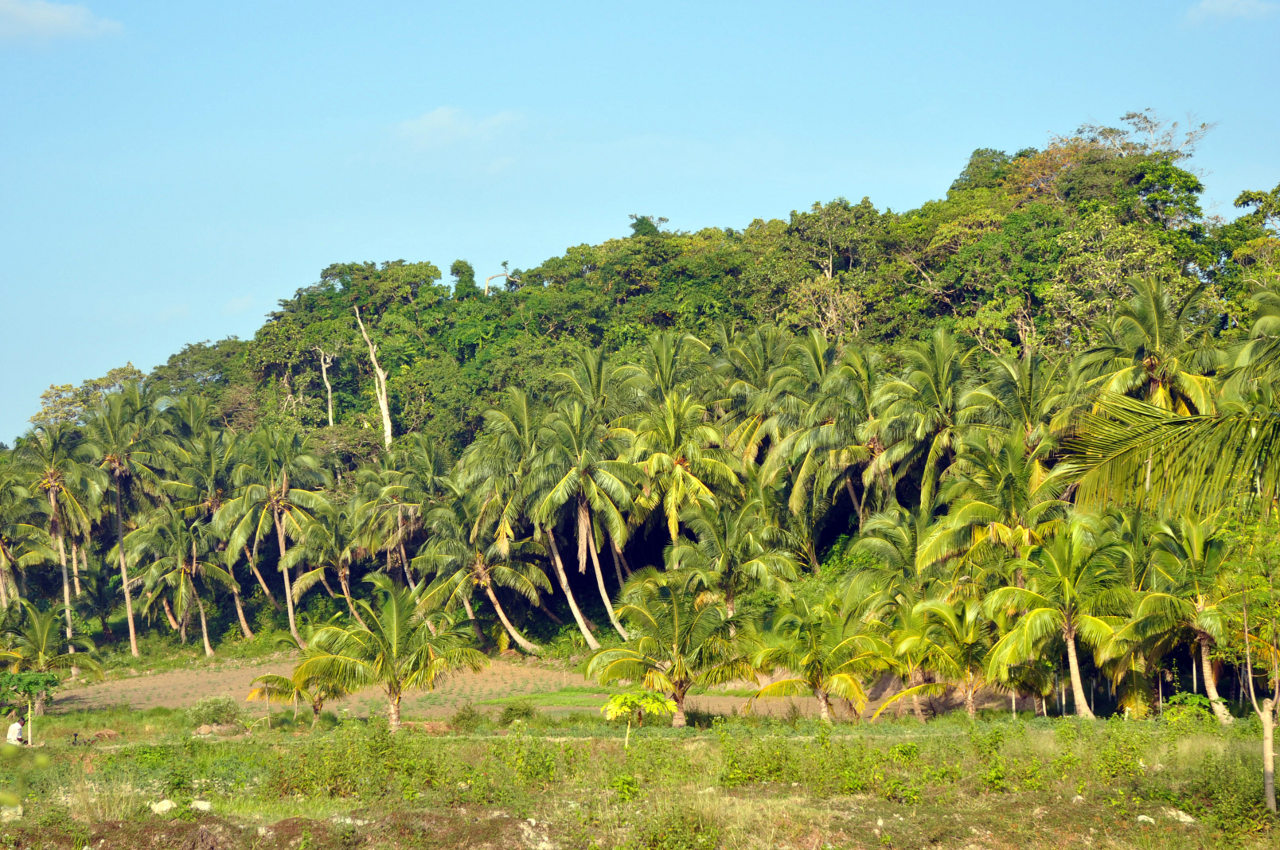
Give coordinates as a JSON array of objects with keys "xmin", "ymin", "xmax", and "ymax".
[{"xmin": 2, "ymin": 0, "xmax": 1278, "ymax": 443}]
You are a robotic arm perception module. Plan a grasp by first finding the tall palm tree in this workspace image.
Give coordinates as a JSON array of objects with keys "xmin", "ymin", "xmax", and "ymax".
[
  {"xmin": 625, "ymin": 392, "xmax": 739, "ymax": 545},
  {"xmin": 531, "ymin": 401, "xmax": 638, "ymax": 639},
  {"xmin": 464, "ymin": 389, "xmax": 600, "ymax": 649},
  {"xmin": 871, "ymin": 328, "xmax": 976, "ymax": 507},
  {"xmin": 14, "ymin": 423, "xmax": 101, "ymax": 676},
  {"xmin": 669, "ymin": 495, "xmax": 797, "ymax": 618},
  {"xmin": 83, "ymin": 383, "xmax": 165, "ymax": 657},
  {"xmin": 128, "ymin": 507, "xmax": 235, "ymax": 657},
  {"xmin": 925, "ymin": 428, "xmax": 1070, "ymax": 586},
  {"xmin": 415, "ymin": 480, "xmax": 550, "ymax": 655},
  {"xmin": 1078, "ymin": 277, "xmax": 1221, "ymax": 416},
  {"xmin": 217, "ymin": 428, "xmax": 329, "ymax": 646},
  {"xmin": 290, "ymin": 505, "xmax": 365, "ymax": 627},
  {"xmin": 294, "ymin": 575, "xmax": 488, "ymax": 732},
  {"xmin": 164, "ymin": 426, "xmax": 256, "ymax": 638},
  {"xmin": 1120, "ymin": 512, "xmax": 1235, "ymax": 724},
  {"xmin": 586, "ymin": 568, "xmax": 755, "ymax": 727}
]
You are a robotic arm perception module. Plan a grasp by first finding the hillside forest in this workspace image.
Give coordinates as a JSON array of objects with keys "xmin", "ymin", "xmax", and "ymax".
[{"xmin": 3, "ymin": 112, "xmax": 1280, "ymax": 802}]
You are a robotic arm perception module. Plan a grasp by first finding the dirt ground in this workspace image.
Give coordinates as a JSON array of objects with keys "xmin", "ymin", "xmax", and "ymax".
[{"xmin": 52, "ymin": 653, "xmax": 855, "ymax": 720}]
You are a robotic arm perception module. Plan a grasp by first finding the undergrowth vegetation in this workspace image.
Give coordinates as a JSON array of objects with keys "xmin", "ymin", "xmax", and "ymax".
[{"xmin": 1, "ymin": 709, "xmax": 1275, "ymax": 849}]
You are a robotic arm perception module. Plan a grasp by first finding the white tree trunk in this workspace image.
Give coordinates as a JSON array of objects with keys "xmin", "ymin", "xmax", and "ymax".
[{"xmin": 354, "ymin": 306, "xmax": 393, "ymax": 450}]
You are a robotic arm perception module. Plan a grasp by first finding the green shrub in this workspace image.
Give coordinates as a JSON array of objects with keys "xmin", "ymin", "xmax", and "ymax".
[
  {"xmin": 185, "ymin": 696, "xmax": 242, "ymax": 728},
  {"xmin": 498, "ymin": 700, "xmax": 535, "ymax": 727},
  {"xmin": 634, "ymin": 802, "xmax": 722, "ymax": 850},
  {"xmin": 450, "ymin": 704, "xmax": 484, "ymax": 733}
]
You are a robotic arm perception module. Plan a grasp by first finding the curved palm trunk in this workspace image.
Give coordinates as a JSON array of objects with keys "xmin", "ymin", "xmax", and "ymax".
[
  {"xmin": 909, "ymin": 668, "xmax": 926, "ymax": 722},
  {"xmin": 1199, "ymin": 635, "xmax": 1233, "ymax": 726},
  {"xmin": 609, "ymin": 536, "xmax": 628, "ymax": 585},
  {"xmin": 546, "ymin": 528, "xmax": 600, "ymax": 650},
  {"xmin": 460, "ymin": 594, "xmax": 486, "ymax": 645},
  {"xmin": 112, "ymin": 487, "xmax": 141, "ymax": 657},
  {"xmin": 339, "ymin": 571, "xmax": 368, "ymax": 628},
  {"xmin": 244, "ymin": 545, "xmax": 280, "ymax": 610},
  {"xmin": 964, "ymin": 688, "xmax": 977, "ymax": 720},
  {"xmin": 1064, "ymin": 631, "xmax": 1095, "ymax": 719},
  {"xmin": 481, "ymin": 583, "xmax": 542, "ymax": 655},
  {"xmin": 194, "ymin": 592, "xmax": 215, "ymax": 657},
  {"xmin": 162, "ymin": 597, "xmax": 182, "ymax": 634},
  {"xmin": 231, "ymin": 582, "xmax": 255, "ymax": 639},
  {"xmin": 582, "ymin": 502, "xmax": 627, "ymax": 640},
  {"xmin": 273, "ymin": 511, "xmax": 304, "ymax": 648}
]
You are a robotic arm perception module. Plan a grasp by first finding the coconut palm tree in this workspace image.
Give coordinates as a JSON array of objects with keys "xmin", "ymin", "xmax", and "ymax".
[
  {"xmin": 871, "ymin": 328, "xmax": 976, "ymax": 508},
  {"xmin": 893, "ymin": 595, "xmax": 995, "ymax": 720},
  {"xmin": 13, "ymin": 423, "xmax": 101, "ymax": 677},
  {"xmin": 3, "ymin": 600, "xmax": 98, "ymax": 712},
  {"xmin": 83, "ymin": 383, "xmax": 164, "ymax": 657},
  {"xmin": 753, "ymin": 593, "xmax": 888, "ymax": 723},
  {"xmin": 293, "ymin": 574, "xmax": 488, "ymax": 732},
  {"xmin": 668, "ymin": 495, "xmax": 797, "ymax": 618},
  {"xmin": 217, "ymin": 428, "xmax": 329, "ymax": 646},
  {"xmin": 625, "ymin": 392, "xmax": 739, "ymax": 546},
  {"xmin": 531, "ymin": 401, "xmax": 638, "ymax": 639},
  {"xmin": 586, "ymin": 568, "xmax": 755, "ymax": 727},
  {"xmin": 415, "ymin": 480, "xmax": 549, "ymax": 655},
  {"xmin": 985, "ymin": 514, "xmax": 1127, "ymax": 719},
  {"xmin": 128, "ymin": 507, "xmax": 235, "ymax": 657},
  {"xmin": 1120, "ymin": 512, "xmax": 1235, "ymax": 724},
  {"xmin": 1078, "ymin": 277, "xmax": 1222, "ymax": 416}
]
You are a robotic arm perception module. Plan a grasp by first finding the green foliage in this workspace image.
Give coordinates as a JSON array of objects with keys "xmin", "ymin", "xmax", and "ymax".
[
  {"xmin": 184, "ymin": 696, "xmax": 243, "ymax": 728},
  {"xmin": 450, "ymin": 704, "xmax": 485, "ymax": 733}
]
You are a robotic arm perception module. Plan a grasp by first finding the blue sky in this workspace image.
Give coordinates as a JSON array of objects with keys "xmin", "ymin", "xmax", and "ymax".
[{"xmin": 1, "ymin": 0, "xmax": 1278, "ymax": 443}]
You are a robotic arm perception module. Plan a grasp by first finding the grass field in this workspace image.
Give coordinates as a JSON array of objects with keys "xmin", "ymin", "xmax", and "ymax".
[{"xmin": 2, "ymin": 656, "xmax": 1276, "ymax": 849}]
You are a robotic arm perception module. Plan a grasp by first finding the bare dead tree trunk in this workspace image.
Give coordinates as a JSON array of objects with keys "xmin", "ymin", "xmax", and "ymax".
[
  {"xmin": 354, "ymin": 306, "xmax": 393, "ymax": 450},
  {"xmin": 313, "ymin": 347, "xmax": 335, "ymax": 428}
]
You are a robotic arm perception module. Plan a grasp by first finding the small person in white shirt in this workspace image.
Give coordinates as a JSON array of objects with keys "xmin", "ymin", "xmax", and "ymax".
[{"xmin": 5, "ymin": 716, "xmax": 23, "ymax": 746}]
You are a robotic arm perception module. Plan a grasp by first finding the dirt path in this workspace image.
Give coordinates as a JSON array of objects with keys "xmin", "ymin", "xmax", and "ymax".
[
  {"xmin": 54, "ymin": 656, "xmax": 1013, "ymax": 722},
  {"xmin": 54, "ymin": 655, "xmax": 595, "ymax": 717}
]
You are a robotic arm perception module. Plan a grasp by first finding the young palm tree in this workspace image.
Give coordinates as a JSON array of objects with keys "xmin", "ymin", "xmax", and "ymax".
[
  {"xmin": 753, "ymin": 593, "xmax": 888, "ymax": 723},
  {"xmin": 293, "ymin": 575, "xmax": 488, "ymax": 732},
  {"xmin": 586, "ymin": 568, "xmax": 755, "ymax": 727},
  {"xmin": 247, "ymin": 669, "xmax": 350, "ymax": 727},
  {"xmin": 894, "ymin": 595, "xmax": 995, "ymax": 720},
  {"xmin": 3, "ymin": 600, "xmax": 98, "ymax": 713},
  {"xmin": 985, "ymin": 514, "xmax": 1127, "ymax": 719}
]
